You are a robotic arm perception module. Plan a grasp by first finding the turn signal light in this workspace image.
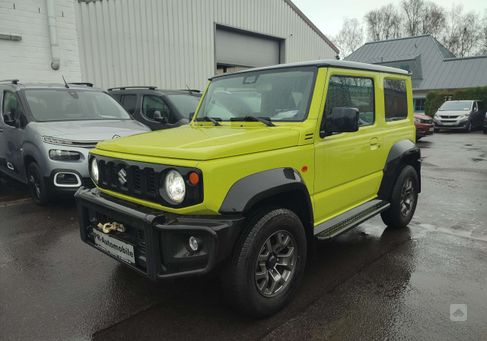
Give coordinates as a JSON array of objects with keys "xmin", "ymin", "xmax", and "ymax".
[{"xmin": 188, "ymin": 171, "xmax": 200, "ymax": 185}]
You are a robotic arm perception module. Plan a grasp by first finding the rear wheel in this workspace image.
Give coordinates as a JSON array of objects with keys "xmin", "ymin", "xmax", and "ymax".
[
  {"xmin": 27, "ymin": 162, "xmax": 50, "ymax": 205},
  {"xmin": 221, "ymin": 208, "xmax": 307, "ymax": 317},
  {"xmin": 381, "ymin": 165, "xmax": 419, "ymax": 229}
]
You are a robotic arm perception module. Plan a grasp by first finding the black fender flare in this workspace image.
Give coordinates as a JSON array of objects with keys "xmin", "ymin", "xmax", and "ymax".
[
  {"xmin": 219, "ymin": 168, "xmax": 313, "ymax": 219},
  {"xmin": 378, "ymin": 140, "xmax": 421, "ymax": 200}
]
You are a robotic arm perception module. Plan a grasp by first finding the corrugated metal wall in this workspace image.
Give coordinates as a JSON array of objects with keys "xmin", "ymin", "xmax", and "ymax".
[{"xmin": 75, "ymin": 0, "xmax": 337, "ymax": 89}]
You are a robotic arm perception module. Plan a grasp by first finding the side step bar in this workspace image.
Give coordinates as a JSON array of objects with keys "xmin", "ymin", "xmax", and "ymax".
[{"xmin": 314, "ymin": 199, "xmax": 390, "ymax": 240}]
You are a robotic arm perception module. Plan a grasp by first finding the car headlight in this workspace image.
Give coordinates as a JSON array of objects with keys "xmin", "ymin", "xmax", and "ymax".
[
  {"xmin": 49, "ymin": 149, "xmax": 82, "ymax": 161},
  {"xmin": 90, "ymin": 158, "xmax": 99, "ymax": 184},
  {"xmin": 414, "ymin": 118, "xmax": 420, "ymax": 124},
  {"xmin": 162, "ymin": 170, "xmax": 186, "ymax": 204}
]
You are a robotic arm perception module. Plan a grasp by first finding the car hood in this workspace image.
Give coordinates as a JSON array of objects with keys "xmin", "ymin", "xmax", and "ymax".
[
  {"xmin": 414, "ymin": 113, "xmax": 430, "ymax": 120},
  {"xmin": 96, "ymin": 124, "xmax": 301, "ymax": 161},
  {"xmin": 31, "ymin": 120, "xmax": 150, "ymax": 141}
]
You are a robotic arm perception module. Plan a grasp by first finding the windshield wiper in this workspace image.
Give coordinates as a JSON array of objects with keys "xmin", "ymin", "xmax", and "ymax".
[
  {"xmin": 196, "ymin": 116, "xmax": 221, "ymax": 126},
  {"xmin": 230, "ymin": 116, "xmax": 275, "ymax": 127}
]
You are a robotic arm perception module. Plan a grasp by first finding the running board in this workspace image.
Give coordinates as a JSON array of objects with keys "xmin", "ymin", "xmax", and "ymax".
[{"xmin": 314, "ymin": 199, "xmax": 390, "ymax": 240}]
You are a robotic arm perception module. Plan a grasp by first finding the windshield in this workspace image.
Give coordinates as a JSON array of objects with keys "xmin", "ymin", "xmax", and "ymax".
[
  {"xmin": 196, "ymin": 67, "xmax": 316, "ymax": 122},
  {"xmin": 166, "ymin": 94, "xmax": 201, "ymax": 118},
  {"xmin": 25, "ymin": 89, "xmax": 131, "ymax": 122},
  {"xmin": 439, "ymin": 101, "xmax": 472, "ymax": 111}
]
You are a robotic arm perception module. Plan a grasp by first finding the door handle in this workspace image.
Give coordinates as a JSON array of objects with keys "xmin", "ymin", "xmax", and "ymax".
[{"xmin": 369, "ymin": 137, "xmax": 380, "ymax": 150}]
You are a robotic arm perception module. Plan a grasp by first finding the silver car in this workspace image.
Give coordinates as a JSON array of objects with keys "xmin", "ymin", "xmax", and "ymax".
[{"xmin": 0, "ymin": 80, "xmax": 150, "ymax": 204}]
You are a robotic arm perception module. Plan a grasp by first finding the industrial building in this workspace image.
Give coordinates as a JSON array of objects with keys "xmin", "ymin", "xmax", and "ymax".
[{"xmin": 0, "ymin": 0, "xmax": 339, "ymax": 89}]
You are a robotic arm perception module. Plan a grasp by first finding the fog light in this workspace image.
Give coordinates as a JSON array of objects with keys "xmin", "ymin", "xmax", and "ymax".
[{"xmin": 188, "ymin": 236, "xmax": 199, "ymax": 252}]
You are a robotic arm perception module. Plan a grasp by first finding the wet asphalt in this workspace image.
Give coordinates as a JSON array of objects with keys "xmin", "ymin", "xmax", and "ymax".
[{"xmin": 0, "ymin": 131, "xmax": 486, "ymax": 341}]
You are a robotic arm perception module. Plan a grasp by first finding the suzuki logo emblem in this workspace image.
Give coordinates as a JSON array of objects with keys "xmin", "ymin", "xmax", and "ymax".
[
  {"xmin": 112, "ymin": 134, "xmax": 121, "ymax": 139},
  {"xmin": 118, "ymin": 168, "xmax": 127, "ymax": 186}
]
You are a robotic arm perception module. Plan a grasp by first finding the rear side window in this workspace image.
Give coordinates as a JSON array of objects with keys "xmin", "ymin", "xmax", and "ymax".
[
  {"xmin": 324, "ymin": 76, "xmax": 375, "ymax": 127},
  {"xmin": 121, "ymin": 94, "xmax": 137, "ymax": 114},
  {"xmin": 384, "ymin": 79, "xmax": 407, "ymax": 121}
]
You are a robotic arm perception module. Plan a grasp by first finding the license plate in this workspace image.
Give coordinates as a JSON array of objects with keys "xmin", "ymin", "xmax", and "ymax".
[{"xmin": 92, "ymin": 228, "xmax": 135, "ymax": 264}]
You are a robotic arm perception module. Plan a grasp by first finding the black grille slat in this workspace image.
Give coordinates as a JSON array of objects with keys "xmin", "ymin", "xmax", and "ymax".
[{"xmin": 98, "ymin": 160, "xmax": 160, "ymax": 201}]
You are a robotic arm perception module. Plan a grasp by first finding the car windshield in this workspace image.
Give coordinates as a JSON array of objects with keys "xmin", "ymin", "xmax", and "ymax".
[
  {"xmin": 24, "ymin": 89, "xmax": 131, "ymax": 122},
  {"xmin": 196, "ymin": 66, "xmax": 316, "ymax": 122},
  {"xmin": 166, "ymin": 94, "xmax": 201, "ymax": 118},
  {"xmin": 439, "ymin": 101, "xmax": 472, "ymax": 111}
]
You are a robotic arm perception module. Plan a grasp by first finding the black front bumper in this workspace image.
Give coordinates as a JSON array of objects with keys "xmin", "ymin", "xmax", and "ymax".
[{"xmin": 76, "ymin": 187, "xmax": 244, "ymax": 280}]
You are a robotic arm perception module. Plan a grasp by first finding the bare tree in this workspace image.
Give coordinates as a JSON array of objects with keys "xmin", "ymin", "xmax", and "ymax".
[
  {"xmin": 365, "ymin": 4, "xmax": 402, "ymax": 41},
  {"xmin": 402, "ymin": 0, "xmax": 424, "ymax": 36},
  {"xmin": 441, "ymin": 5, "xmax": 482, "ymax": 57},
  {"xmin": 333, "ymin": 18, "xmax": 364, "ymax": 58},
  {"xmin": 420, "ymin": 2, "xmax": 445, "ymax": 37}
]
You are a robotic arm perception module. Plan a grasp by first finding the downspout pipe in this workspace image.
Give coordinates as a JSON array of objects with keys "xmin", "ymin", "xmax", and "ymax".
[{"xmin": 46, "ymin": 0, "xmax": 60, "ymax": 70}]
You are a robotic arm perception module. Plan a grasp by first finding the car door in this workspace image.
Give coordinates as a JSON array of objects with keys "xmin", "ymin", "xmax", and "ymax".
[
  {"xmin": 472, "ymin": 101, "xmax": 483, "ymax": 129},
  {"xmin": 313, "ymin": 70, "xmax": 385, "ymax": 224},
  {"xmin": 1, "ymin": 90, "xmax": 26, "ymax": 181}
]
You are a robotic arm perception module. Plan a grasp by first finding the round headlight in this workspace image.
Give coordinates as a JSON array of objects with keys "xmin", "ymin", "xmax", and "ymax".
[
  {"xmin": 90, "ymin": 158, "xmax": 99, "ymax": 184},
  {"xmin": 163, "ymin": 170, "xmax": 186, "ymax": 204}
]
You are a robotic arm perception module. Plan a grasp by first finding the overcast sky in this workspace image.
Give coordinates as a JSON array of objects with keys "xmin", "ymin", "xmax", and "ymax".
[{"xmin": 292, "ymin": 0, "xmax": 487, "ymax": 38}]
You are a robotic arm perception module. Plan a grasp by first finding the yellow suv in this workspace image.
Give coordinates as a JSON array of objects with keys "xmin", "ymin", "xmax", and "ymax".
[{"xmin": 76, "ymin": 60, "xmax": 420, "ymax": 317}]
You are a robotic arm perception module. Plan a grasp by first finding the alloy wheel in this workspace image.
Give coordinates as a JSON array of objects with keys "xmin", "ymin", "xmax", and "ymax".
[
  {"xmin": 400, "ymin": 178, "xmax": 415, "ymax": 217},
  {"xmin": 254, "ymin": 230, "xmax": 297, "ymax": 298}
]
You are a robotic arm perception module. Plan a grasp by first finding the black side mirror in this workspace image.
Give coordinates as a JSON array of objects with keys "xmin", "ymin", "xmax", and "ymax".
[
  {"xmin": 323, "ymin": 107, "xmax": 359, "ymax": 136},
  {"xmin": 153, "ymin": 110, "xmax": 168, "ymax": 124}
]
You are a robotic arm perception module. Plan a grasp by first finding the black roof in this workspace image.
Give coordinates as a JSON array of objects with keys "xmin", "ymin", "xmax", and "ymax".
[{"xmin": 209, "ymin": 59, "xmax": 410, "ymax": 80}]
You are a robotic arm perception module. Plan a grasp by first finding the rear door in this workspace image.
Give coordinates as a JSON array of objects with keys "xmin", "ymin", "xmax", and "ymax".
[{"xmin": 313, "ymin": 69, "xmax": 385, "ymax": 224}]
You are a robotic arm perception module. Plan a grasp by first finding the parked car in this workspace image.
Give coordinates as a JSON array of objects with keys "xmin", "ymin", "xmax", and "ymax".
[
  {"xmin": 108, "ymin": 86, "xmax": 201, "ymax": 130},
  {"xmin": 414, "ymin": 113, "xmax": 434, "ymax": 140},
  {"xmin": 433, "ymin": 100, "xmax": 485, "ymax": 132},
  {"xmin": 0, "ymin": 80, "xmax": 150, "ymax": 204},
  {"xmin": 76, "ymin": 60, "xmax": 420, "ymax": 317}
]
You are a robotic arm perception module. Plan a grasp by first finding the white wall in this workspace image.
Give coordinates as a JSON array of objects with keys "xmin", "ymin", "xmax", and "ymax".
[
  {"xmin": 0, "ymin": 0, "xmax": 81, "ymax": 83},
  {"xmin": 75, "ymin": 0, "xmax": 338, "ymax": 90}
]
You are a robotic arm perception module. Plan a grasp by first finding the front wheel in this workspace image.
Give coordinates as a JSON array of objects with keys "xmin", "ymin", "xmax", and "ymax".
[
  {"xmin": 221, "ymin": 208, "xmax": 307, "ymax": 317},
  {"xmin": 27, "ymin": 162, "xmax": 51, "ymax": 205},
  {"xmin": 483, "ymin": 128, "xmax": 487, "ymax": 134},
  {"xmin": 381, "ymin": 165, "xmax": 419, "ymax": 229},
  {"xmin": 465, "ymin": 122, "xmax": 472, "ymax": 133}
]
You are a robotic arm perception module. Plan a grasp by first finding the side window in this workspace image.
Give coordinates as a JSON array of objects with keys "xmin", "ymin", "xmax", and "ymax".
[
  {"xmin": 121, "ymin": 94, "xmax": 137, "ymax": 115},
  {"xmin": 384, "ymin": 79, "xmax": 408, "ymax": 121},
  {"xmin": 2, "ymin": 91, "xmax": 19, "ymax": 126},
  {"xmin": 111, "ymin": 94, "xmax": 122, "ymax": 103},
  {"xmin": 142, "ymin": 95, "xmax": 172, "ymax": 122},
  {"xmin": 473, "ymin": 102, "xmax": 478, "ymax": 112},
  {"xmin": 324, "ymin": 76, "xmax": 375, "ymax": 127}
]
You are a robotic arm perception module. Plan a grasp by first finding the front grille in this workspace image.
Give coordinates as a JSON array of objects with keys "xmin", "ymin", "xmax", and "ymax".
[
  {"xmin": 98, "ymin": 160, "xmax": 159, "ymax": 201},
  {"xmin": 94, "ymin": 156, "xmax": 204, "ymax": 207},
  {"xmin": 439, "ymin": 115, "xmax": 459, "ymax": 119}
]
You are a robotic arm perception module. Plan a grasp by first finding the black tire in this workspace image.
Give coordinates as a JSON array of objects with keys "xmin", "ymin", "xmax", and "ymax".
[
  {"xmin": 221, "ymin": 208, "xmax": 307, "ymax": 317},
  {"xmin": 465, "ymin": 122, "xmax": 472, "ymax": 133},
  {"xmin": 434, "ymin": 128, "xmax": 439, "ymax": 133},
  {"xmin": 483, "ymin": 128, "xmax": 487, "ymax": 134},
  {"xmin": 27, "ymin": 162, "xmax": 50, "ymax": 205},
  {"xmin": 381, "ymin": 165, "xmax": 419, "ymax": 229}
]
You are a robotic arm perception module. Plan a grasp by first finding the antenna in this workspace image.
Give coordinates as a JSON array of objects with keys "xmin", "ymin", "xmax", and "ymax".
[{"xmin": 62, "ymin": 75, "xmax": 70, "ymax": 89}]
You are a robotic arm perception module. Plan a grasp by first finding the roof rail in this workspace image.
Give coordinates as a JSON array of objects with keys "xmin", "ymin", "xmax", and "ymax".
[
  {"xmin": 107, "ymin": 86, "xmax": 157, "ymax": 91},
  {"xmin": 180, "ymin": 89, "xmax": 201, "ymax": 93},
  {"xmin": 69, "ymin": 82, "xmax": 94, "ymax": 87},
  {"xmin": 0, "ymin": 79, "xmax": 19, "ymax": 85}
]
